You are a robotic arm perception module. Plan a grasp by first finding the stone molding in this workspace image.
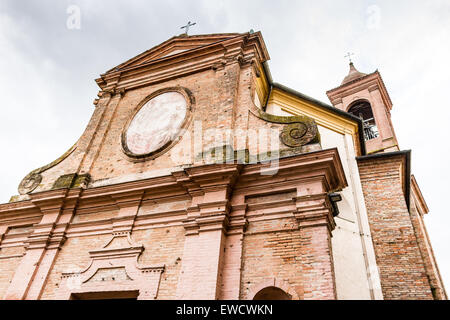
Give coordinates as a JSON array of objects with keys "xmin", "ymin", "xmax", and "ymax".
[
  {"xmin": 95, "ymin": 32, "xmax": 269, "ymax": 94},
  {"xmin": 1, "ymin": 148, "xmax": 347, "ymax": 299},
  {"xmin": 1, "ymin": 148, "xmax": 347, "ymax": 244},
  {"xmin": 326, "ymin": 71, "xmax": 393, "ymax": 112}
]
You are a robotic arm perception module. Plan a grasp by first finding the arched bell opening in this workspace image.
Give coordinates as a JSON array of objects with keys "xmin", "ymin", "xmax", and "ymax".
[{"xmin": 348, "ymin": 100, "xmax": 379, "ymax": 141}]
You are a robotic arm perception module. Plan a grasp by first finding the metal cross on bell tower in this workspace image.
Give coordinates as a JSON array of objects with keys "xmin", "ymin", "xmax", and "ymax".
[
  {"xmin": 344, "ymin": 52, "xmax": 355, "ymax": 63},
  {"xmin": 181, "ymin": 21, "xmax": 196, "ymax": 35}
]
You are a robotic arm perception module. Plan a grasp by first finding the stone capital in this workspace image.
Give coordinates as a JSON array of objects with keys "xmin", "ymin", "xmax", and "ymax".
[{"xmin": 294, "ymin": 193, "xmax": 336, "ymax": 234}]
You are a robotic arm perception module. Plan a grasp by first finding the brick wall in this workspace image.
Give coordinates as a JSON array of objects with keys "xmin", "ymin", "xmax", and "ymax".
[
  {"xmin": 88, "ymin": 64, "xmax": 246, "ymax": 184},
  {"xmin": 240, "ymin": 217, "xmax": 336, "ymax": 300},
  {"xmin": 40, "ymin": 234, "xmax": 110, "ymax": 299},
  {"xmin": 240, "ymin": 218, "xmax": 303, "ymax": 300},
  {"xmin": 358, "ymin": 155, "xmax": 434, "ymax": 299},
  {"xmin": 0, "ymin": 247, "xmax": 24, "ymax": 298},
  {"xmin": 37, "ymin": 225, "xmax": 186, "ymax": 300},
  {"xmin": 132, "ymin": 226, "xmax": 185, "ymax": 299},
  {"xmin": 408, "ymin": 195, "xmax": 447, "ymax": 299}
]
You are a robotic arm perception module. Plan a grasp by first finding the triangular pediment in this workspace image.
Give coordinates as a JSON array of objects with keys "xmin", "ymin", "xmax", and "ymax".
[{"xmin": 105, "ymin": 33, "xmax": 245, "ymax": 74}]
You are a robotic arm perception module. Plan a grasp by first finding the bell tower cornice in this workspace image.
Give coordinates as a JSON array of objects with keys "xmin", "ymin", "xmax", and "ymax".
[{"xmin": 326, "ymin": 70, "xmax": 393, "ymax": 113}]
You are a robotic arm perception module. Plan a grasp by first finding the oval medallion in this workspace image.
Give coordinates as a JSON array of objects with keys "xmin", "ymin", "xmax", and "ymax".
[{"xmin": 123, "ymin": 91, "xmax": 188, "ymax": 158}]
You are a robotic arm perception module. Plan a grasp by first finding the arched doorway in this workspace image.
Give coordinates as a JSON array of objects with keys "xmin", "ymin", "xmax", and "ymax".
[{"xmin": 253, "ymin": 286, "xmax": 292, "ymax": 300}]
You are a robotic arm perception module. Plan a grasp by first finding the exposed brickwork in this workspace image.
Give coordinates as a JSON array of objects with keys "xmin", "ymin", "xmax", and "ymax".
[
  {"xmin": 358, "ymin": 156, "xmax": 434, "ymax": 299},
  {"xmin": 40, "ymin": 234, "xmax": 110, "ymax": 299},
  {"xmin": 219, "ymin": 233, "xmax": 244, "ymax": 299},
  {"xmin": 132, "ymin": 227, "xmax": 185, "ymax": 299},
  {"xmin": 0, "ymin": 247, "xmax": 24, "ymax": 298},
  {"xmin": 240, "ymin": 219, "xmax": 304, "ymax": 300},
  {"xmin": 71, "ymin": 209, "xmax": 117, "ymax": 223},
  {"xmin": 240, "ymin": 217, "xmax": 336, "ymax": 300},
  {"xmin": 3, "ymin": 32, "xmax": 444, "ymax": 301},
  {"xmin": 300, "ymin": 225, "xmax": 337, "ymax": 299},
  {"xmin": 408, "ymin": 196, "xmax": 447, "ymax": 299},
  {"xmin": 176, "ymin": 229, "xmax": 226, "ymax": 299}
]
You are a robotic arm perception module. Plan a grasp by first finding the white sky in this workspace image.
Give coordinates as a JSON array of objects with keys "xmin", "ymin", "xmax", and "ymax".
[{"xmin": 0, "ymin": 0, "xmax": 449, "ymax": 293}]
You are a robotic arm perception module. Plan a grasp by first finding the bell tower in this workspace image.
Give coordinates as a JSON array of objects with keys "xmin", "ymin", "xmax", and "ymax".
[{"xmin": 326, "ymin": 62, "xmax": 399, "ymax": 154}]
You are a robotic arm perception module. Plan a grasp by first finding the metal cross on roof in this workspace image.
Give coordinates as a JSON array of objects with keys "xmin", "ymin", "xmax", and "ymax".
[
  {"xmin": 344, "ymin": 52, "xmax": 355, "ymax": 63},
  {"xmin": 181, "ymin": 21, "xmax": 196, "ymax": 35}
]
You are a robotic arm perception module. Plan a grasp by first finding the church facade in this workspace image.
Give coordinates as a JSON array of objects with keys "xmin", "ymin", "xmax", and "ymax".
[{"xmin": 0, "ymin": 32, "xmax": 446, "ymax": 300}]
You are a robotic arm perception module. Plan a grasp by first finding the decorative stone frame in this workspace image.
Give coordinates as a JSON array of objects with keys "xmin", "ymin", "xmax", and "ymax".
[
  {"xmin": 121, "ymin": 86, "xmax": 195, "ymax": 161},
  {"xmin": 56, "ymin": 232, "xmax": 164, "ymax": 300}
]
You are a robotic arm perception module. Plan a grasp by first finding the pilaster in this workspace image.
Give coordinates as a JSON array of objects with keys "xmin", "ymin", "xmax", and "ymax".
[
  {"xmin": 175, "ymin": 164, "xmax": 241, "ymax": 299},
  {"xmin": 219, "ymin": 203, "xmax": 247, "ymax": 300},
  {"xmin": 4, "ymin": 188, "xmax": 81, "ymax": 300},
  {"xmin": 111, "ymin": 190, "xmax": 144, "ymax": 233},
  {"xmin": 295, "ymin": 190, "xmax": 337, "ymax": 299}
]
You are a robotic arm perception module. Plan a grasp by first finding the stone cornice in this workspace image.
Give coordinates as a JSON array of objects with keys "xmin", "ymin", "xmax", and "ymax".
[
  {"xmin": 0, "ymin": 149, "xmax": 346, "ymax": 241},
  {"xmin": 294, "ymin": 193, "xmax": 336, "ymax": 233},
  {"xmin": 95, "ymin": 32, "xmax": 269, "ymax": 93},
  {"xmin": 81, "ymin": 175, "xmax": 178, "ymax": 199},
  {"xmin": 184, "ymin": 163, "xmax": 242, "ymax": 190},
  {"xmin": 29, "ymin": 189, "xmax": 68, "ymax": 211},
  {"xmin": 182, "ymin": 214, "xmax": 229, "ymax": 235},
  {"xmin": 411, "ymin": 175, "xmax": 429, "ymax": 215},
  {"xmin": 0, "ymin": 206, "xmax": 42, "ymax": 226},
  {"xmin": 237, "ymin": 148, "xmax": 347, "ymax": 192}
]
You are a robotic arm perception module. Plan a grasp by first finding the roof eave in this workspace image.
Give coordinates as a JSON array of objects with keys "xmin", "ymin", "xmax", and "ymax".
[{"xmin": 262, "ymin": 78, "xmax": 367, "ymax": 155}]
